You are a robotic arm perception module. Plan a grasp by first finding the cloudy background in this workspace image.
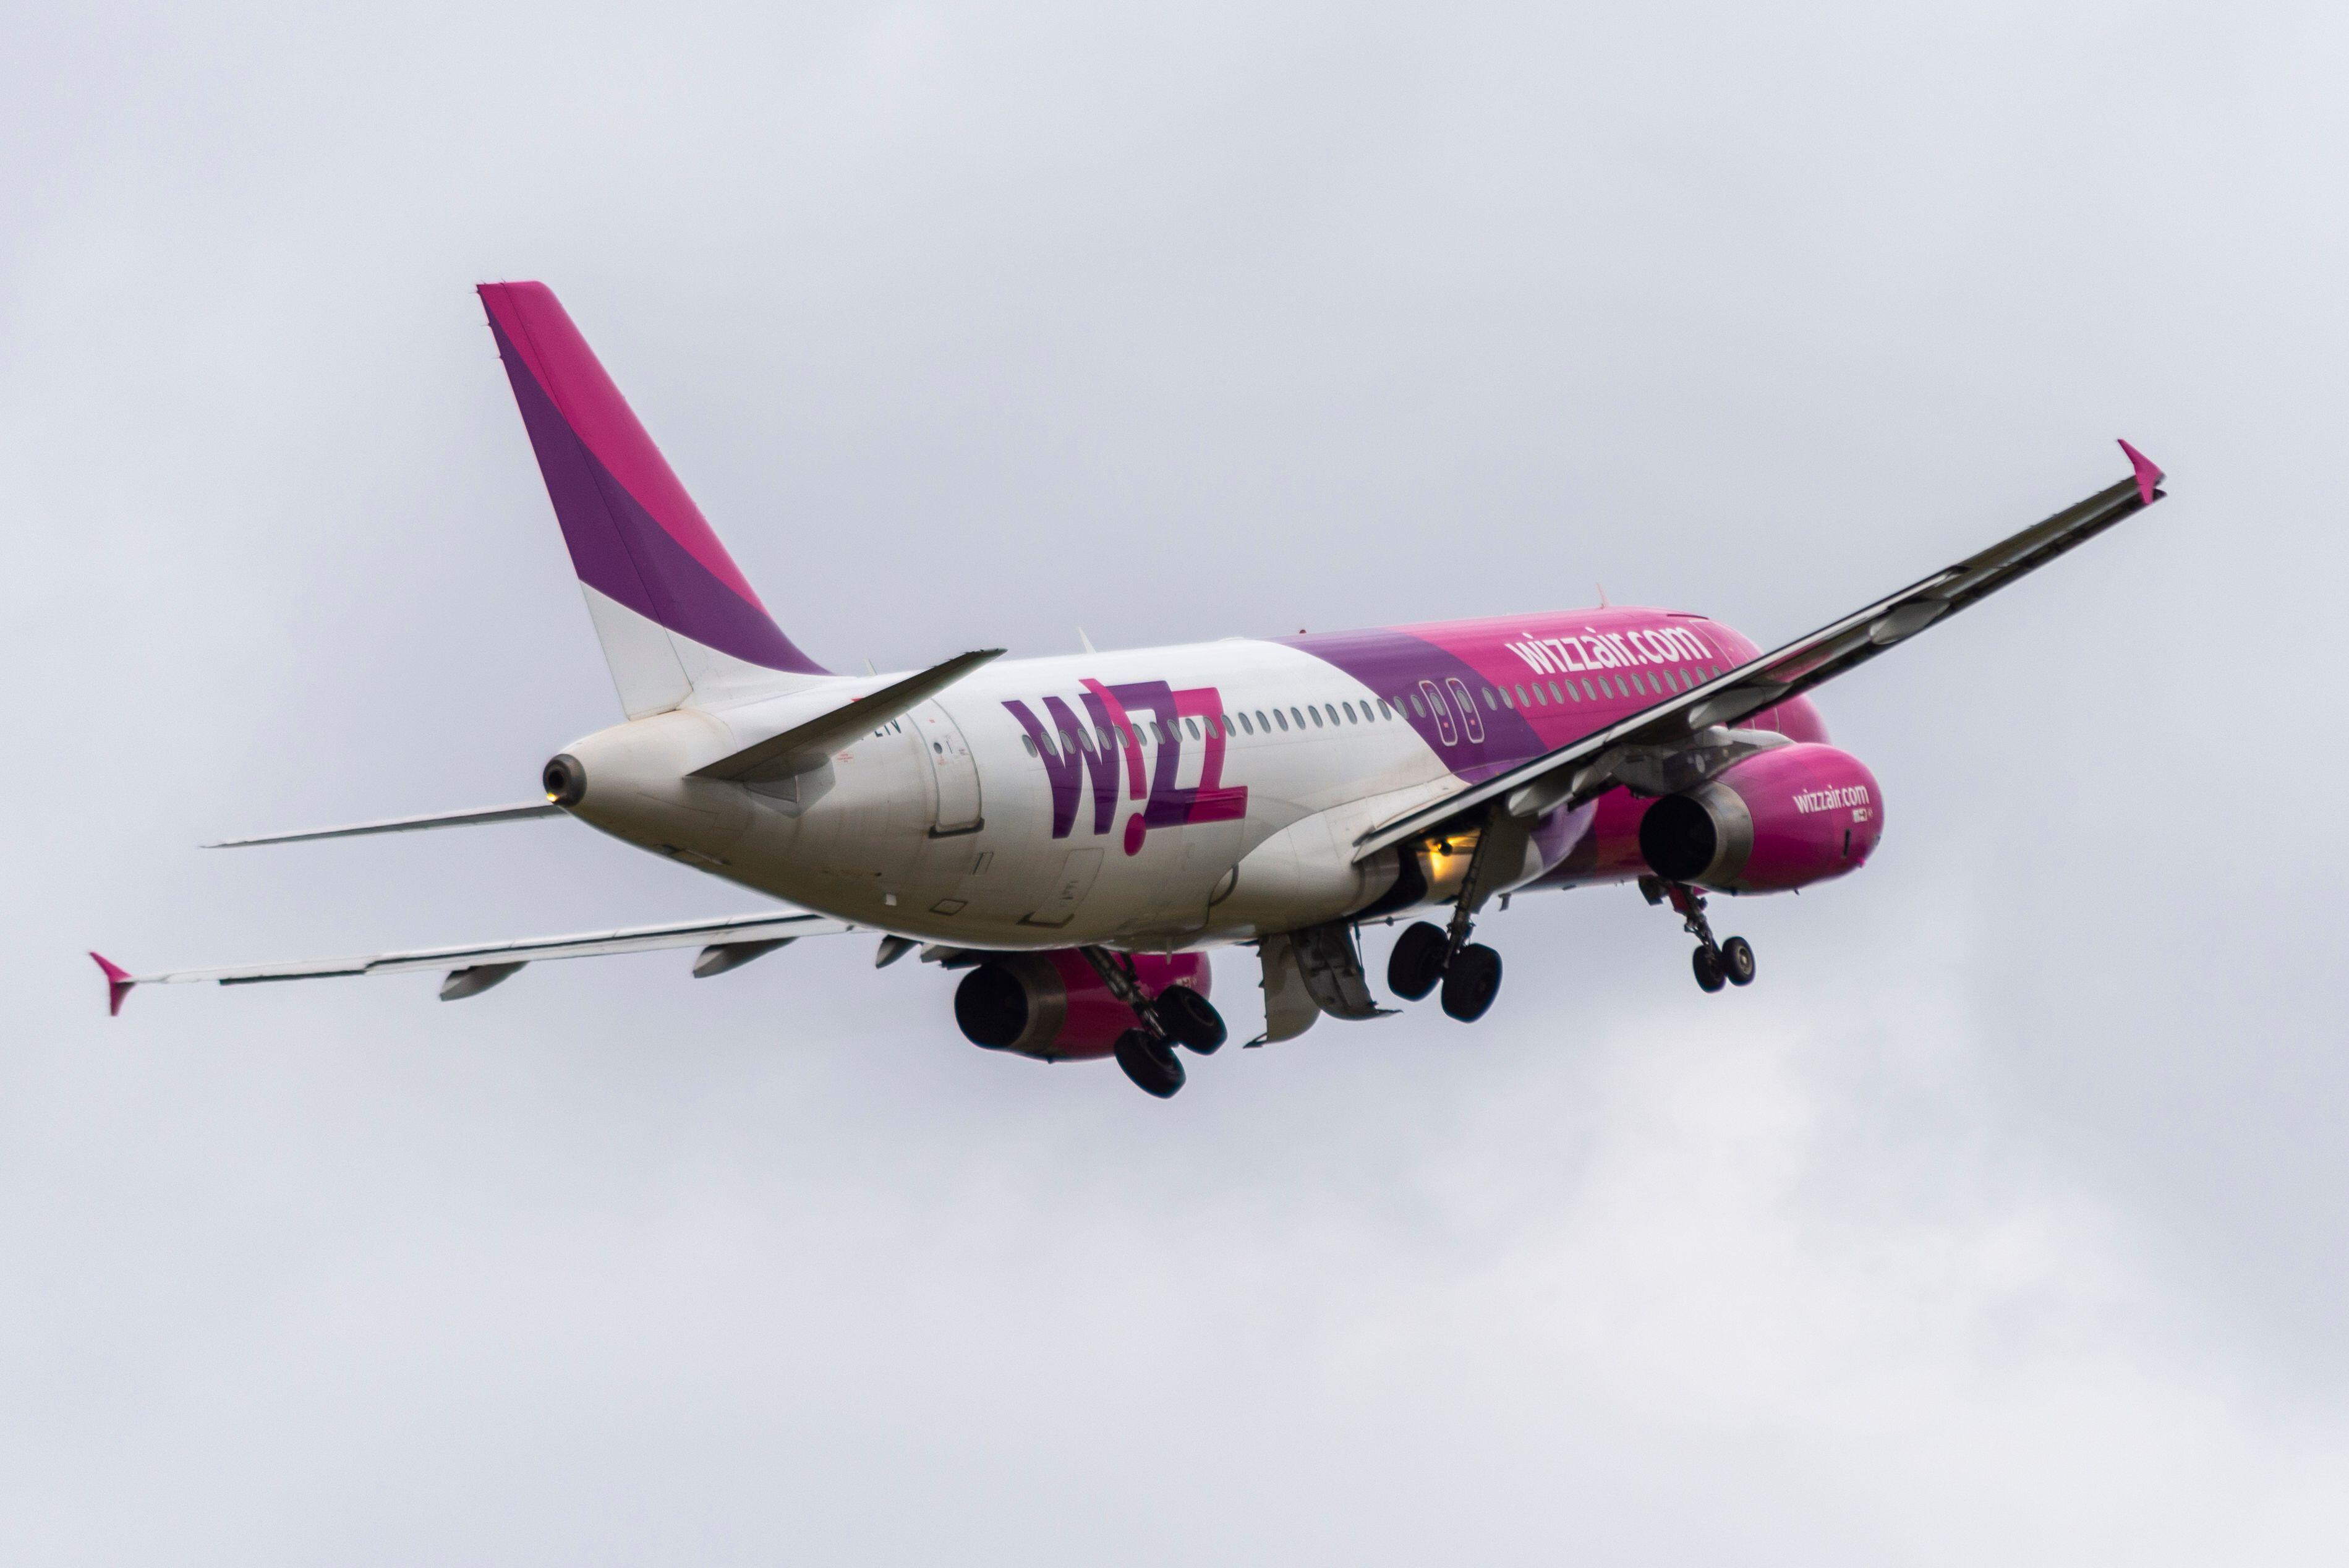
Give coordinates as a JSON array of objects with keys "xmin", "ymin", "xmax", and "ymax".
[{"xmin": 5, "ymin": 1, "xmax": 2345, "ymax": 1559}]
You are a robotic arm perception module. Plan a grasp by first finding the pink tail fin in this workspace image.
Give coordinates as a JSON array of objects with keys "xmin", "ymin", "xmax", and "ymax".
[{"xmin": 477, "ymin": 282, "xmax": 828, "ymax": 714}]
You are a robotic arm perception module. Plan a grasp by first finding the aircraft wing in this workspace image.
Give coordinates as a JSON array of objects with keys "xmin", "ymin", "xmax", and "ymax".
[
  {"xmin": 91, "ymin": 908, "xmax": 851, "ymax": 1014},
  {"xmin": 1354, "ymin": 440, "xmax": 2168, "ymax": 861}
]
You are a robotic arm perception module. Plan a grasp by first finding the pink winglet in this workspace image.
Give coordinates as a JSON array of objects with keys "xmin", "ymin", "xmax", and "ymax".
[
  {"xmin": 2118, "ymin": 439, "xmax": 2164, "ymax": 505},
  {"xmin": 89, "ymin": 952, "xmax": 134, "ymax": 1017}
]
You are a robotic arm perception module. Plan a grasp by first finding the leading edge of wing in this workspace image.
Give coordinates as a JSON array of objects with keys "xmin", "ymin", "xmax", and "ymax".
[
  {"xmin": 92, "ymin": 908, "xmax": 850, "ymax": 1012},
  {"xmin": 1353, "ymin": 440, "xmax": 2167, "ymax": 862}
]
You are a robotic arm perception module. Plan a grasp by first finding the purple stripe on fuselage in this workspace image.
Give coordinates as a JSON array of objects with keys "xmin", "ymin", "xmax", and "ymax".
[
  {"xmin": 1277, "ymin": 626, "xmax": 1546, "ymax": 780},
  {"xmin": 490, "ymin": 318, "xmax": 825, "ymax": 674}
]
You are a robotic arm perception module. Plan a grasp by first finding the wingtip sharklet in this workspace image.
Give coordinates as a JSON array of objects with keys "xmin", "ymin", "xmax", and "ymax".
[
  {"xmin": 90, "ymin": 952, "xmax": 134, "ymax": 1016},
  {"xmin": 2117, "ymin": 438, "xmax": 2164, "ymax": 506}
]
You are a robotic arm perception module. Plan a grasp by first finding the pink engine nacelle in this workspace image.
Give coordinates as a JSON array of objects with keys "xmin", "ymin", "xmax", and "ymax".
[
  {"xmin": 1637, "ymin": 743, "xmax": 1883, "ymax": 893},
  {"xmin": 953, "ymin": 950, "xmax": 1212, "ymax": 1060}
]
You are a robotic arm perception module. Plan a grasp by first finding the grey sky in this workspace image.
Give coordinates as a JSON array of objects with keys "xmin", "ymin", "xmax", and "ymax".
[{"xmin": 5, "ymin": 1, "xmax": 2346, "ymax": 1561}]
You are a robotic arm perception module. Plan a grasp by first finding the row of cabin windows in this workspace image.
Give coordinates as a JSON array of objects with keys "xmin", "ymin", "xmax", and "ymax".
[
  {"xmin": 1011, "ymin": 662, "xmax": 1733, "ymax": 759},
  {"xmin": 1018, "ymin": 694, "xmax": 1407, "ymax": 758},
  {"xmin": 1389, "ymin": 664, "xmax": 1724, "ymax": 725}
]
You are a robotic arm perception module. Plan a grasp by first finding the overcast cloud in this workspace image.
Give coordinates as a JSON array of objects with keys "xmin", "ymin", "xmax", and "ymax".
[{"xmin": 4, "ymin": 1, "xmax": 2347, "ymax": 1561}]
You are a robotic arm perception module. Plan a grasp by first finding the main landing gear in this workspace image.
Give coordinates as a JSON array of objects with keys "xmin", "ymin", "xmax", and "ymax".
[
  {"xmin": 1386, "ymin": 805, "xmax": 1528, "ymax": 1024},
  {"xmin": 1640, "ymin": 876, "xmax": 1755, "ymax": 994},
  {"xmin": 1385, "ymin": 921, "xmax": 1504, "ymax": 1022},
  {"xmin": 1083, "ymin": 947, "xmax": 1228, "ymax": 1098}
]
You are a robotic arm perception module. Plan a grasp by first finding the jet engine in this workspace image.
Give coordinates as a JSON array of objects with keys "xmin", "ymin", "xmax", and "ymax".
[
  {"xmin": 1637, "ymin": 743, "xmax": 1883, "ymax": 893},
  {"xmin": 954, "ymin": 950, "xmax": 1213, "ymax": 1060}
]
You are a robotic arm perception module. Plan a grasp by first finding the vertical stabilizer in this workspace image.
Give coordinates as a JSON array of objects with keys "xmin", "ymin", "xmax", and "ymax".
[{"xmin": 477, "ymin": 282, "xmax": 830, "ymax": 715}]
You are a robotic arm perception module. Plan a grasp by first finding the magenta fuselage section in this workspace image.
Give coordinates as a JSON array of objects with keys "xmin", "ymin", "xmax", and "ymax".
[{"xmin": 1276, "ymin": 606, "xmax": 1857, "ymax": 896}]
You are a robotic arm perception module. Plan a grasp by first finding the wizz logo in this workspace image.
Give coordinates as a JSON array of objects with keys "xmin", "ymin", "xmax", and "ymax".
[{"xmin": 1002, "ymin": 679, "xmax": 1249, "ymax": 854}]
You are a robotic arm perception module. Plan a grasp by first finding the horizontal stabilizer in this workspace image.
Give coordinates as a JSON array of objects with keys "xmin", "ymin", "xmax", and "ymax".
[
  {"xmin": 206, "ymin": 801, "xmax": 565, "ymax": 848},
  {"xmin": 693, "ymin": 649, "xmax": 1006, "ymax": 784}
]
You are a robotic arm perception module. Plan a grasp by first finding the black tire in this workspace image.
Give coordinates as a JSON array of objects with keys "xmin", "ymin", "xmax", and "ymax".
[
  {"xmin": 1439, "ymin": 943, "xmax": 1503, "ymax": 1022},
  {"xmin": 1113, "ymin": 1029, "xmax": 1186, "ymax": 1097},
  {"xmin": 1154, "ymin": 984, "xmax": 1227, "ymax": 1054},
  {"xmin": 1692, "ymin": 945, "xmax": 1726, "ymax": 993},
  {"xmin": 1720, "ymin": 936, "xmax": 1755, "ymax": 987},
  {"xmin": 1388, "ymin": 921, "xmax": 1450, "ymax": 1002}
]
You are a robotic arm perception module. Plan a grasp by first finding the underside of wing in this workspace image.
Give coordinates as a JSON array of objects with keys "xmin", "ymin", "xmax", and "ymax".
[
  {"xmin": 92, "ymin": 908, "xmax": 851, "ymax": 1013},
  {"xmin": 1354, "ymin": 441, "xmax": 2167, "ymax": 861}
]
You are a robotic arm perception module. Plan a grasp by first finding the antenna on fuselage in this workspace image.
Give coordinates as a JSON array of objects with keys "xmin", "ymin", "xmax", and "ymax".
[
  {"xmin": 1597, "ymin": 583, "xmax": 1611, "ymax": 608},
  {"xmin": 1077, "ymin": 627, "xmax": 1098, "ymax": 654}
]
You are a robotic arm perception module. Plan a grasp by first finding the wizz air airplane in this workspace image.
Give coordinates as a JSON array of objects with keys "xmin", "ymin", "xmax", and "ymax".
[{"xmin": 93, "ymin": 283, "xmax": 2169, "ymax": 1097}]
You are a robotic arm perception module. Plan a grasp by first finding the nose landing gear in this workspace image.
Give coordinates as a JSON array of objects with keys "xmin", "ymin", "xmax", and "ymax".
[{"xmin": 1642, "ymin": 876, "xmax": 1756, "ymax": 994}]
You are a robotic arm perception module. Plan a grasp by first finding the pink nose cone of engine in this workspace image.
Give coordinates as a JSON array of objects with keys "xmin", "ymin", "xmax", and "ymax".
[
  {"xmin": 1716, "ymin": 743, "xmax": 1885, "ymax": 891},
  {"xmin": 1638, "ymin": 743, "xmax": 1885, "ymax": 893}
]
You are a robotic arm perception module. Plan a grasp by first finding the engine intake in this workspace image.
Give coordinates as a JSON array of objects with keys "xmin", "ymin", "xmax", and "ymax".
[
  {"xmin": 954, "ymin": 950, "xmax": 1211, "ymax": 1060},
  {"xmin": 1638, "ymin": 743, "xmax": 1882, "ymax": 893}
]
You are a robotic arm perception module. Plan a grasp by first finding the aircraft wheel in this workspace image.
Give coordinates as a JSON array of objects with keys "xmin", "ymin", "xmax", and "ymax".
[
  {"xmin": 1439, "ymin": 944, "xmax": 1503, "ymax": 1022},
  {"xmin": 1114, "ymin": 1029, "xmax": 1186, "ymax": 1097},
  {"xmin": 1388, "ymin": 921, "xmax": 1450, "ymax": 1001},
  {"xmin": 1155, "ymin": 984, "xmax": 1227, "ymax": 1054},
  {"xmin": 1720, "ymin": 936, "xmax": 1756, "ymax": 987},
  {"xmin": 1692, "ymin": 946, "xmax": 1727, "ymax": 993}
]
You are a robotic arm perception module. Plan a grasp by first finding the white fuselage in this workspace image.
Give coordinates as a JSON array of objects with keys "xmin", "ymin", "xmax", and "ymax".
[{"xmin": 561, "ymin": 639, "xmax": 1483, "ymax": 951}]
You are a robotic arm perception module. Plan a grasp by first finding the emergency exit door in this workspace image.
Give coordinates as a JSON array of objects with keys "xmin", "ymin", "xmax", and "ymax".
[{"xmin": 916, "ymin": 702, "xmax": 983, "ymax": 835}]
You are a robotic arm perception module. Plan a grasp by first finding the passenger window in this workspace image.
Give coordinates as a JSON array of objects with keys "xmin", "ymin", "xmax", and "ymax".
[
  {"xmin": 1237, "ymin": 712, "xmax": 1254, "ymax": 735},
  {"xmin": 1290, "ymin": 707, "xmax": 1306, "ymax": 728},
  {"xmin": 1274, "ymin": 709, "xmax": 1290, "ymax": 731},
  {"xmin": 1481, "ymin": 686, "xmax": 1498, "ymax": 710},
  {"xmin": 1021, "ymin": 735, "xmax": 1037, "ymax": 757},
  {"xmin": 1185, "ymin": 717, "xmax": 1200, "ymax": 739},
  {"xmin": 1341, "ymin": 701, "xmax": 1356, "ymax": 722},
  {"xmin": 1256, "ymin": 710, "xmax": 1271, "ymax": 731},
  {"xmin": 1409, "ymin": 694, "xmax": 1425, "ymax": 717},
  {"xmin": 1323, "ymin": 704, "xmax": 1339, "ymax": 726}
]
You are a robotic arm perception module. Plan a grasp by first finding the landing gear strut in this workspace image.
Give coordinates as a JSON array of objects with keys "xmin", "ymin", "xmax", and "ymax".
[
  {"xmin": 1640, "ymin": 876, "xmax": 1755, "ymax": 994},
  {"xmin": 1081, "ymin": 947, "xmax": 1227, "ymax": 1097},
  {"xmin": 1386, "ymin": 806, "xmax": 1526, "ymax": 1023}
]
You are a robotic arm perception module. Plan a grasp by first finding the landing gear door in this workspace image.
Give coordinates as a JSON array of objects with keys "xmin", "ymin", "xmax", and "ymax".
[{"xmin": 916, "ymin": 702, "xmax": 983, "ymax": 836}]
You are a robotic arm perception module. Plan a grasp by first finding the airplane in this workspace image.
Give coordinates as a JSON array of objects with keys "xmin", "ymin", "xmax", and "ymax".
[{"xmin": 91, "ymin": 281, "xmax": 2169, "ymax": 1097}]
